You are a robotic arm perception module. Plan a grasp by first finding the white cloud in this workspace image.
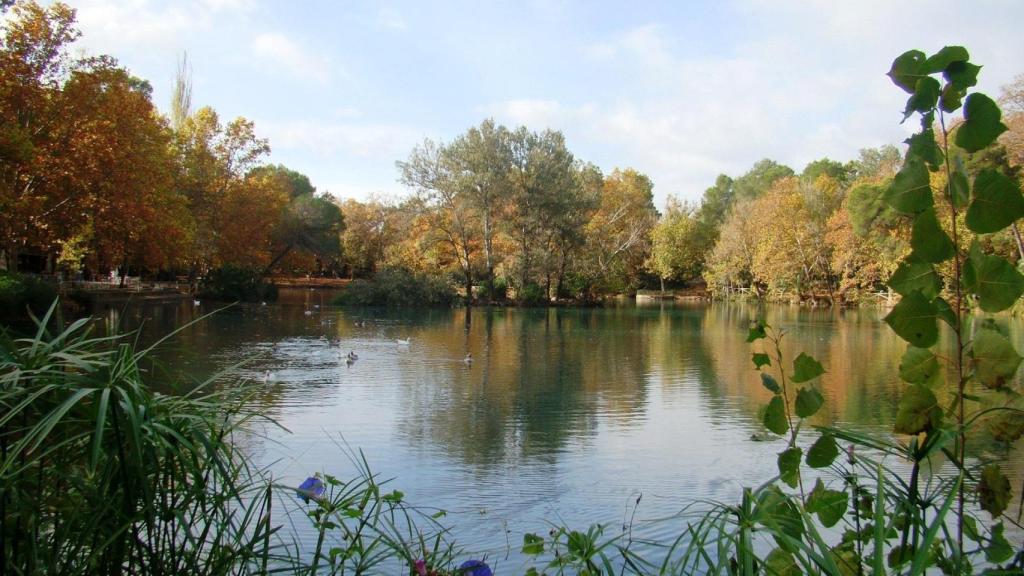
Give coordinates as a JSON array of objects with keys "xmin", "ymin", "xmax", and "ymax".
[
  {"xmin": 485, "ymin": 8, "xmax": 1024, "ymax": 207},
  {"xmin": 72, "ymin": 0, "xmax": 251, "ymax": 51},
  {"xmin": 251, "ymin": 32, "xmax": 330, "ymax": 84},
  {"xmin": 260, "ymin": 119, "xmax": 422, "ymax": 161}
]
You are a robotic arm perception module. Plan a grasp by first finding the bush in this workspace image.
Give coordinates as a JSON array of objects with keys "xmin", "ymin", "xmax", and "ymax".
[
  {"xmin": 518, "ymin": 282, "xmax": 547, "ymax": 306},
  {"xmin": 481, "ymin": 276, "xmax": 508, "ymax": 301},
  {"xmin": 0, "ymin": 271, "xmax": 57, "ymax": 323},
  {"xmin": 333, "ymin": 267, "xmax": 457, "ymax": 307},
  {"xmin": 199, "ymin": 265, "xmax": 278, "ymax": 303}
]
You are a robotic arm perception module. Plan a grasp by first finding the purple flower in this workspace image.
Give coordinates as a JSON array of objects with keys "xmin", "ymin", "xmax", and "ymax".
[
  {"xmin": 414, "ymin": 559, "xmax": 427, "ymax": 576},
  {"xmin": 296, "ymin": 476, "xmax": 325, "ymax": 503},
  {"xmin": 459, "ymin": 560, "xmax": 492, "ymax": 576}
]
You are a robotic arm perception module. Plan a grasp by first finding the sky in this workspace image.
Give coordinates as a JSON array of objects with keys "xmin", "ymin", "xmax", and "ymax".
[{"xmin": 58, "ymin": 0, "xmax": 1024, "ymax": 209}]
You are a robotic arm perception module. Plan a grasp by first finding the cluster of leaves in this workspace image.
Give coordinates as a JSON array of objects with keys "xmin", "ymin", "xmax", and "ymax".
[
  {"xmin": 291, "ymin": 461, "xmax": 461, "ymax": 575},
  {"xmin": 0, "ymin": 270, "xmax": 56, "ymax": 323},
  {"xmin": 0, "ymin": 2, "xmax": 342, "ymax": 281},
  {"xmin": 0, "ymin": 304, "xmax": 284, "ymax": 574},
  {"xmin": 398, "ymin": 121, "xmax": 658, "ymax": 304},
  {"xmin": 199, "ymin": 265, "xmax": 278, "ymax": 303},
  {"xmin": 684, "ymin": 46, "xmax": 1024, "ymax": 576},
  {"xmin": 333, "ymin": 267, "xmax": 458, "ymax": 308},
  {"xmin": 692, "ymin": 72, "xmax": 1024, "ymax": 304}
]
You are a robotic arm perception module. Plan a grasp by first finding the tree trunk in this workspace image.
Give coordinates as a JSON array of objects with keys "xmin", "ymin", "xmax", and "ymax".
[
  {"xmin": 483, "ymin": 207, "xmax": 495, "ymax": 305},
  {"xmin": 119, "ymin": 255, "xmax": 128, "ymax": 288}
]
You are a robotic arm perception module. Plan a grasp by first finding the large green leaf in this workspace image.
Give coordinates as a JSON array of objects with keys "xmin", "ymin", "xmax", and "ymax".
[
  {"xmin": 965, "ymin": 169, "xmax": 1024, "ymax": 234},
  {"xmin": 884, "ymin": 157, "xmax": 932, "ymax": 214},
  {"xmin": 888, "ymin": 258, "xmax": 941, "ymax": 299},
  {"xmin": 806, "ymin": 433, "xmax": 839, "ymax": 469},
  {"xmin": 941, "ymin": 59, "xmax": 980, "ymax": 113},
  {"xmin": 945, "ymin": 60, "xmax": 981, "ymax": 93},
  {"xmin": 522, "ymin": 533, "xmax": 544, "ymax": 555},
  {"xmin": 964, "ymin": 247, "xmax": 1024, "ymax": 313},
  {"xmin": 903, "ymin": 80, "xmax": 939, "ymax": 122},
  {"xmin": 933, "ymin": 296, "xmax": 957, "ymax": 327},
  {"xmin": 778, "ymin": 447, "xmax": 802, "ymax": 488},
  {"xmin": 948, "ymin": 159, "xmax": 970, "ymax": 208},
  {"xmin": 752, "ymin": 352, "xmax": 771, "ymax": 370},
  {"xmin": 971, "ymin": 328, "xmax": 1022, "ymax": 389},
  {"xmin": 884, "ymin": 290, "xmax": 939, "ymax": 348},
  {"xmin": 764, "ymin": 548, "xmax": 801, "ymax": 576},
  {"xmin": 986, "ymin": 522, "xmax": 1013, "ymax": 563},
  {"xmin": 795, "ymin": 386, "xmax": 824, "ymax": 418},
  {"xmin": 806, "ymin": 479, "xmax": 848, "ymax": 528},
  {"xmin": 903, "ymin": 77, "xmax": 940, "ymax": 120},
  {"xmin": 754, "ymin": 486, "xmax": 804, "ymax": 540},
  {"xmin": 904, "ymin": 128, "xmax": 944, "ymax": 170},
  {"xmin": 893, "ymin": 384, "xmax": 942, "ymax": 435},
  {"xmin": 747, "ymin": 321, "xmax": 767, "ymax": 342},
  {"xmin": 887, "ymin": 50, "xmax": 926, "ymax": 93},
  {"xmin": 978, "ymin": 464, "xmax": 1012, "ymax": 518},
  {"xmin": 940, "ymin": 83, "xmax": 965, "ymax": 113},
  {"xmin": 910, "ymin": 208, "xmax": 955, "ymax": 263},
  {"xmin": 763, "ymin": 396, "xmax": 789, "ymax": 435},
  {"xmin": 791, "ymin": 352, "xmax": 825, "ymax": 383},
  {"xmin": 955, "ymin": 93, "xmax": 1009, "ymax": 153},
  {"xmin": 898, "ymin": 346, "xmax": 940, "ymax": 386},
  {"xmin": 922, "ymin": 46, "xmax": 969, "ymax": 73}
]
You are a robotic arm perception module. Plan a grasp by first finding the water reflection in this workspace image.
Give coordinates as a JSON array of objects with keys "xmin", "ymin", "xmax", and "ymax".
[{"xmin": 93, "ymin": 293, "xmax": 1023, "ymax": 563}]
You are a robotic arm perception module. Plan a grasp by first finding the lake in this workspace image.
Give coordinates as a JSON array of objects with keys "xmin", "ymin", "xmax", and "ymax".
[{"xmin": 94, "ymin": 289, "xmax": 1024, "ymax": 569}]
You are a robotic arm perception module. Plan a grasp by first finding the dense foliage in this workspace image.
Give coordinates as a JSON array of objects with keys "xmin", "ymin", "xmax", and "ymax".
[
  {"xmin": 0, "ymin": 270, "xmax": 55, "ymax": 322},
  {"xmin": 395, "ymin": 122, "xmax": 658, "ymax": 303},
  {"xmin": 333, "ymin": 267, "xmax": 458, "ymax": 307},
  {"xmin": 0, "ymin": 2, "xmax": 342, "ymax": 281},
  {"xmin": 199, "ymin": 265, "xmax": 278, "ymax": 303},
  {"xmin": 681, "ymin": 45, "xmax": 1024, "ymax": 576}
]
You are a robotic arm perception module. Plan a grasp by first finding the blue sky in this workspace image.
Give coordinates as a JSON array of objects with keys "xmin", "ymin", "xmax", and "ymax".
[{"xmin": 65, "ymin": 0, "xmax": 1024, "ymax": 208}]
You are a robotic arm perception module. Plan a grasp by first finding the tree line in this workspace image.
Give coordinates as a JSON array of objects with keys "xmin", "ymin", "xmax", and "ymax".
[
  {"xmin": 0, "ymin": 2, "xmax": 343, "ymax": 283},
  {"xmin": 4, "ymin": 1, "xmax": 1023, "ymax": 307}
]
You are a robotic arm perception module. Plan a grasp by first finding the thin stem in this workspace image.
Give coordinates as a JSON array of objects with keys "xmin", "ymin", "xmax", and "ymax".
[
  {"xmin": 771, "ymin": 332, "xmax": 808, "ymax": 504},
  {"xmin": 938, "ymin": 108, "xmax": 966, "ymax": 566}
]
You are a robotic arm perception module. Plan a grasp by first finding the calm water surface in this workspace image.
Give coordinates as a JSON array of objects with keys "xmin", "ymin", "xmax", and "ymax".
[{"xmin": 97, "ymin": 289, "xmax": 1024, "ymax": 567}]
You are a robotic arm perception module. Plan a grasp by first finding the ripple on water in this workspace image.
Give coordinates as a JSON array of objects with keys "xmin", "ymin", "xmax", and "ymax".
[{"xmin": 118, "ymin": 302, "xmax": 1024, "ymax": 563}]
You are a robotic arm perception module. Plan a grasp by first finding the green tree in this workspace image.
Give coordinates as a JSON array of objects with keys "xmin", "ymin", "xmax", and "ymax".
[
  {"xmin": 732, "ymin": 158, "xmax": 794, "ymax": 201},
  {"xmin": 251, "ymin": 165, "xmax": 343, "ymax": 275},
  {"xmin": 447, "ymin": 119, "xmax": 513, "ymax": 302},
  {"xmin": 398, "ymin": 139, "xmax": 478, "ymax": 302},
  {"xmin": 648, "ymin": 197, "xmax": 706, "ymax": 290},
  {"xmin": 506, "ymin": 127, "xmax": 578, "ymax": 295}
]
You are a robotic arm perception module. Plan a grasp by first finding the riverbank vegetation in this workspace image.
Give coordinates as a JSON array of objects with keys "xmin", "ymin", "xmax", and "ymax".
[
  {"xmin": 6, "ymin": 1, "xmax": 1022, "ymax": 308},
  {"xmin": 3, "ymin": 0, "xmax": 1024, "ymax": 567},
  {"xmin": 0, "ymin": 2, "xmax": 343, "ymax": 285}
]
